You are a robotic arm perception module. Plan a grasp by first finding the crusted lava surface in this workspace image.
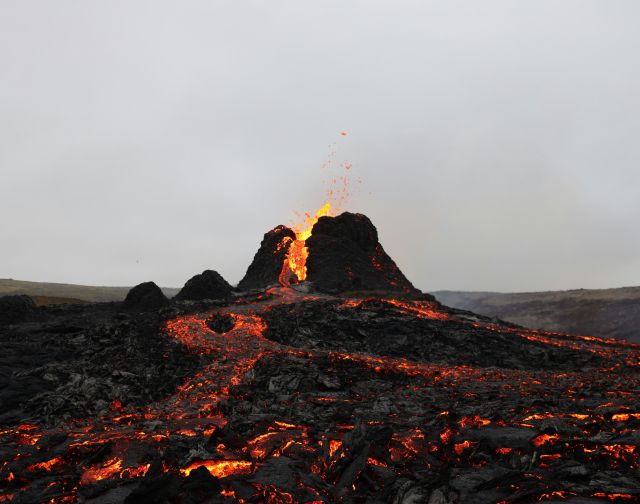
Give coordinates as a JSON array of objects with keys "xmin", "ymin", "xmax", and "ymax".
[
  {"xmin": 1, "ymin": 288, "xmax": 639, "ymax": 504},
  {"xmin": 0, "ymin": 301, "xmax": 205, "ymax": 427}
]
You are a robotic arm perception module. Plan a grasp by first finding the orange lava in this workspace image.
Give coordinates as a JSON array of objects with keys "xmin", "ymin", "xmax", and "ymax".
[
  {"xmin": 279, "ymin": 202, "xmax": 333, "ymax": 285},
  {"xmin": 26, "ymin": 457, "xmax": 63, "ymax": 472},
  {"xmin": 531, "ymin": 433, "xmax": 560, "ymax": 447},
  {"xmin": 181, "ymin": 460, "xmax": 252, "ymax": 478}
]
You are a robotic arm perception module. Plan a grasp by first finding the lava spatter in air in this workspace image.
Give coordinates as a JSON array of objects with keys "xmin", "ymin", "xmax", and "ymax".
[{"xmin": 277, "ymin": 151, "xmax": 355, "ymax": 287}]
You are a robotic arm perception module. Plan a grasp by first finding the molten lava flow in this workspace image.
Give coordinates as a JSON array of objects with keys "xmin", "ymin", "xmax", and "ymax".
[
  {"xmin": 279, "ymin": 202, "xmax": 333, "ymax": 286},
  {"xmin": 180, "ymin": 460, "xmax": 252, "ymax": 478},
  {"xmin": 2, "ymin": 287, "xmax": 640, "ymax": 502}
]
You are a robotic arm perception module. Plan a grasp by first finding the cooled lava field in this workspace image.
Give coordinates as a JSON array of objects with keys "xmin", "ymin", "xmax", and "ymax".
[{"xmin": 1, "ymin": 212, "xmax": 639, "ymax": 504}]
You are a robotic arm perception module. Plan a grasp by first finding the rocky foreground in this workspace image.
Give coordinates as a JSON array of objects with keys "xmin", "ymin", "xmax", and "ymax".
[{"xmin": 1, "ymin": 285, "xmax": 639, "ymax": 504}]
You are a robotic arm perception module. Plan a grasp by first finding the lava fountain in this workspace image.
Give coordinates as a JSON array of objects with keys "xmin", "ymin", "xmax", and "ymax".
[{"xmin": 278, "ymin": 202, "xmax": 334, "ymax": 286}]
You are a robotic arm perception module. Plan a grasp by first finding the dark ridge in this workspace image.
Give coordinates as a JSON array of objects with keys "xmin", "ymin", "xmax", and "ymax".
[{"xmin": 238, "ymin": 225, "xmax": 295, "ymax": 290}]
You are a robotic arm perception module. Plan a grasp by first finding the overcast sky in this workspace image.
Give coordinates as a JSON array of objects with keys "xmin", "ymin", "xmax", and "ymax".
[{"xmin": 1, "ymin": 1, "xmax": 639, "ymax": 292}]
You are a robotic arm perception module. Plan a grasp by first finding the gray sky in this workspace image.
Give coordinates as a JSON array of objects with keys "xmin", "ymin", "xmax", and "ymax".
[{"xmin": 2, "ymin": 1, "xmax": 639, "ymax": 292}]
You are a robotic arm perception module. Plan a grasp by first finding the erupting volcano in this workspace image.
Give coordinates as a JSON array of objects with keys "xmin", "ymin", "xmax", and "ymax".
[
  {"xmin": 241, "ymin": 203, "xmax": 417, "ymax": 294},
  {"xmin": 1, "ymin": 210, "xmax": 639, "ymax": 504}
]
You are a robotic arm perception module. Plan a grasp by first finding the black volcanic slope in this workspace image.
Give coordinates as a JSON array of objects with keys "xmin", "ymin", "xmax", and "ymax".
[
  {"xmin": 262, "ymin": 298, "xmax": 601, "ymax": 371},
  {"xmin": 306, "ymin": 212, "xmax": 417, "ymax": 293},
  {"xmin": 238, "ymin": 225, "xmax": 295, "ymax": 290},
  {"xmin": 0, "ymin": 301, "xmax": 203, "ymax": 426}
]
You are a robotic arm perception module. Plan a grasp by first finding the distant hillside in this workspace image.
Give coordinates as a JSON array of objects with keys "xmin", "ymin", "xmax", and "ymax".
[
  {"xmin": 0, "ymin": 279, "xmax": 180, "ymax": 303},
  {"xmin": 432, "ymin": 287, "xmax": 640, "ymax": 343}
]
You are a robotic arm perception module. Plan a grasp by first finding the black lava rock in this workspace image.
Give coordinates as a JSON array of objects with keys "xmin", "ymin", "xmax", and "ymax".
[
  {"xmin": 0, "ymin": 295, "xmax": 37, "ymax": 325},
  {"xmin": 123, "ymin": 282, "xmax": 168, "ymax": 310},
  {"xmin": 306, "ymin": 212, "xmax": 418, "ymax": 293},
  {"xmin": 181, "ymin": 466, "xmax": 222, "ymax": 494},
  {"xmin": 123, "ymin": 473, "xmax": 181, "ymax": 504},
  {"xmin": 207, "ymin": 313, "xmax": 235, "ymax": 333},
  {"xmin": 0, "ymin": 302, "xmax": 201, "ymax": 426},
  {"xmin": 174, "ymin": 270, "xmax": 232, "ymax": 301},
  {"xmin": 238, "ymin": 225, "xmax": 296, "ymax": 290}
]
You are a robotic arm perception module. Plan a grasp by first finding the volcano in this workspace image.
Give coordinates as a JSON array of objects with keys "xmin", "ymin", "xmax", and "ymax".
[
  {"xmin": 1, "ymin": 212, "xmax": 639, "ymax": 504},
  {"xmin": 239, "ymin": 212, "xmax": 417, "ymax": 294}
]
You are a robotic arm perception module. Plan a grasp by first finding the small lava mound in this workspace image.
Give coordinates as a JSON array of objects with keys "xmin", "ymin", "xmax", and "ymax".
[
  {"xmin": 124, "ymin": 281, "xmax": 168, "ymax": 310},
  {"xmin": 174, "ymin": 270, "xmax": 232, "ymax": 301},
  {"xmin": 0, "ymin": 294, "xmax": 37, "ymax": 325}
]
